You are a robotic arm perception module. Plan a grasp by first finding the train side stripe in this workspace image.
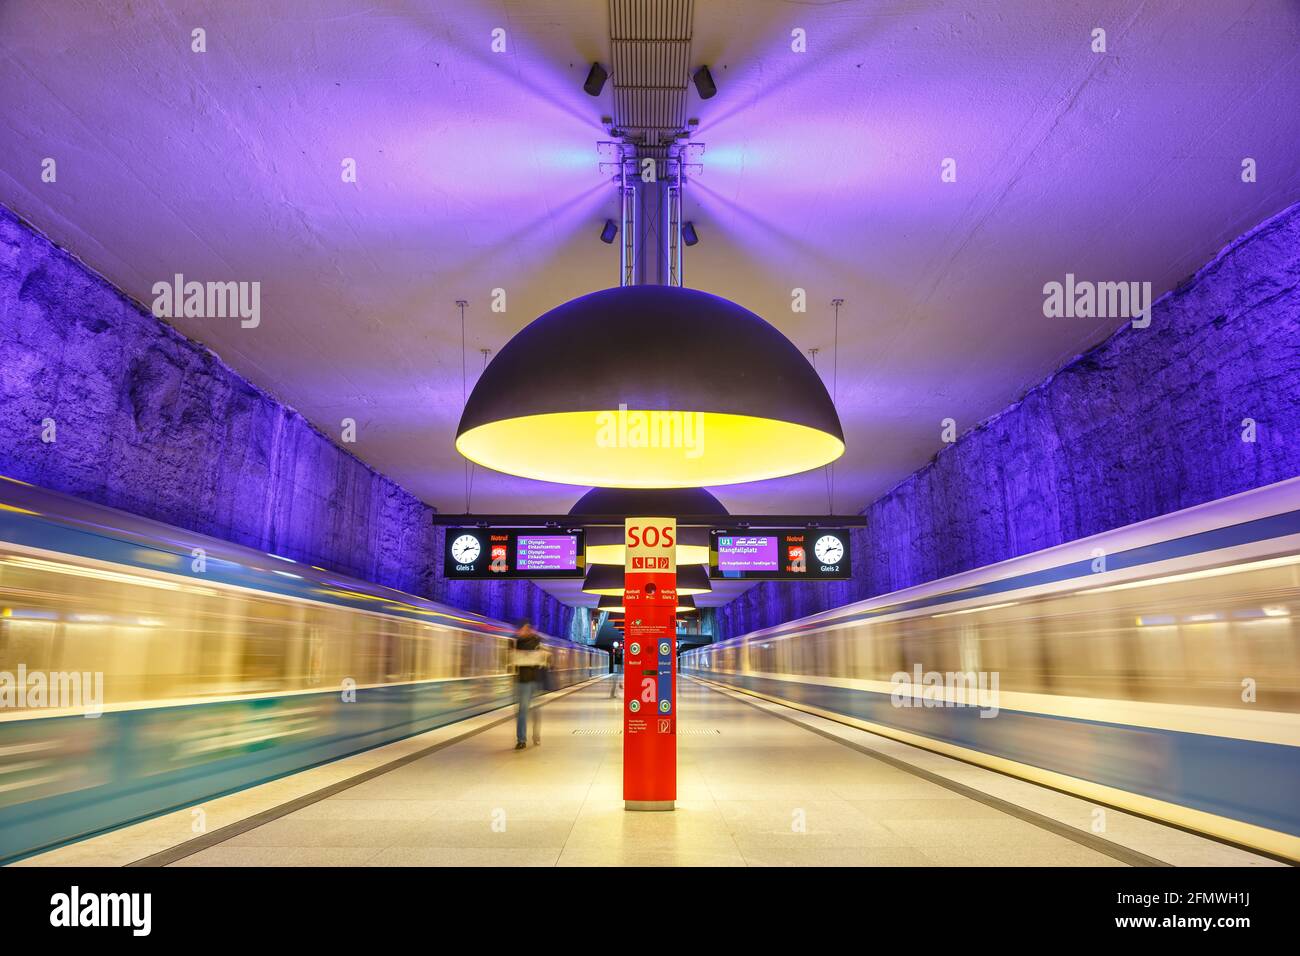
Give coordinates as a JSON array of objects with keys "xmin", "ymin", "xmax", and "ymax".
[{"xmin": 730, "ymin": 508, "xmax": 1300, "ymax": 644}]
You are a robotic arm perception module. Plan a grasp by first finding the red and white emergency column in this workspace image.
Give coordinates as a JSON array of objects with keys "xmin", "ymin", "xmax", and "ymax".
[{"xmin": 622, "ymin": 517, "xmax": 677, "ymax": 811}]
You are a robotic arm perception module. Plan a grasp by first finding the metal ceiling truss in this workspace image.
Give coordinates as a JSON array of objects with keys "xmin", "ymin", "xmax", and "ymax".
[
  {"xmin": 598, "ymin": 0, "xmax": 705, "ymax": 289},
  {"xmin": 609, "ymin": 0, "xmax": 694, "ymax": 148}
]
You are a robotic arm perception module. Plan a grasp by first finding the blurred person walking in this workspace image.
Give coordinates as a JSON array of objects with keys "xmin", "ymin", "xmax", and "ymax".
[
  {"xmin": 511, "ymin": 621, "xmax": 549, "ymax": 750},
  {"xmin": 609, "ymin": 640, "xmax": 623, "ymax": 699}
]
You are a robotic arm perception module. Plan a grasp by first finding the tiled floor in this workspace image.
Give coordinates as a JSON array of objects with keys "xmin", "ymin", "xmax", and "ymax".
[{"xmin": 166, "ymin": 678, "xmax": 1131, "ymax": 867}]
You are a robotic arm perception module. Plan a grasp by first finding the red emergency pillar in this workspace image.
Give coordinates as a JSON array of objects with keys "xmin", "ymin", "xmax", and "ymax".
[{"xmin": 622, "ymin": 517, "xmax": 677, "ymax": 810}]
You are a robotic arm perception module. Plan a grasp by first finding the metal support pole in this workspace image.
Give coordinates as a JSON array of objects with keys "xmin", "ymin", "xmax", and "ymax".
[
  {"xmin": 620, "ymin": 159, "xmax": 637, "ymax": 287},
  {"xmin": 613, "ymin": 151, "xmax": 687, "ymax": 288},
  {"xmin": 668, "ymin": 162, "xmax": 683, "ymax": 287}
]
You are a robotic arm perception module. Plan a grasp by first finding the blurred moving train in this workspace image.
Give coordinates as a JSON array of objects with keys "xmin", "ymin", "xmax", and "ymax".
[
  {"xmin": 683, "ymin": 477, "xmax": 1300, "ymax": 861},
  {"xmin": 0, "ymin": 476, "xmax": 606, "ymax": 863}
]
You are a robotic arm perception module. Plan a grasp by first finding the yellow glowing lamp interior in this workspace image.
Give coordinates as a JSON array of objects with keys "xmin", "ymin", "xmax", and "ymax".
[
  {"xmin": 584, "ymin": 579, "xmax": 712, "ymax": 597},
  {"xmin": 456, "ymin": 410, "xmax": 844, "ymax": 487},
  {"xmin": 599, "ymin": 603, "xmax": 696, "ymax": 614},
  {"xmin": 586, "ymin": 543, "xmax": 710, "ymax": 566}
]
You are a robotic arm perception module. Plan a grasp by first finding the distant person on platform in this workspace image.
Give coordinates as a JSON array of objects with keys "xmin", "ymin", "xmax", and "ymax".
[
  {"xmin": 609, "ymin": 641, "xmax": 623, "ymax": 699},
  {"xmin": 511, "ymin": 621, "xmax": 549, "ymax": 750}
]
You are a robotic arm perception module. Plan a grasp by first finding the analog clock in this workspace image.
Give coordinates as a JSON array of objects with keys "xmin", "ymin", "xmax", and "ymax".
[
  {"xmin": 814, "ymin": 534, "xmax": 844, "ymax": 565},
  {"xmin": 451, "ymin": 534, "xmax": 482, "ymax": 564}
]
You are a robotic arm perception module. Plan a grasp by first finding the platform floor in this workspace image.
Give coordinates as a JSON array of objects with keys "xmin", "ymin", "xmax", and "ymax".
[{"xmin": 150, "ymin": 677, "xmax": 1149, "ymax": 867}]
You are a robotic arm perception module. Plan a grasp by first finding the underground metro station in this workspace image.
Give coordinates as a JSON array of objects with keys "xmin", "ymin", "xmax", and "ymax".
[{"xmin": 0, "ymin": 0, "xmax": 1297, "ymax": 933}]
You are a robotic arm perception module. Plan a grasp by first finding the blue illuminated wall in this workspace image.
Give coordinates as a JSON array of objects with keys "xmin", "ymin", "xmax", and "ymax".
[
  {"xmin": 717, "ymin": 200, "xmax": 1300, "ymax": 639},
  {"xmin": 0, "ymin": 204, "xmax": 573, "ymax": 634}
]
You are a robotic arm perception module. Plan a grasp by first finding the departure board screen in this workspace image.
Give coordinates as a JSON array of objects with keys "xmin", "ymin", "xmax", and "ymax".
[
  {"xmin": 444, "ymin": 528, "xmax": 585, "ymax": 579},
  {"xmin": 716, "ymin": 534, "xmax": 780, "ymax": 573},
  {"xmin": 711, "ymin": 528, "xmax": 851, "ymax": 580},
  {"xmin": 516, "ymin": 534, "xmax": 580, "ymax": 572}
]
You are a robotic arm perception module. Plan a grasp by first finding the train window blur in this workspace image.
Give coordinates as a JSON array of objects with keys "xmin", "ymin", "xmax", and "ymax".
[
  {"xmin": 0, "ymin": 550, "xmax": 604, "ymax": 714},
  {"xmin": 686, "ymin": 556, "xmax": 1300, "ymax": 712}
]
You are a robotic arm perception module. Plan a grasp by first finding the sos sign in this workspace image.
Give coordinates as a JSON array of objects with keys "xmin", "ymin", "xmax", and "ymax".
[
  {"xmin": 627, "ymin": 524, "xmax": 675, "ymax": 548},
  {"xmin": 625, "ymin": 520, "xmax": 677, "ymax": 574}
]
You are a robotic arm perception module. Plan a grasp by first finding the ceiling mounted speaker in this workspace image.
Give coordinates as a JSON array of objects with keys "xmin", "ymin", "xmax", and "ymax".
[
  {"xmin": 692, "ymin": 65, "xmax": 717, "ymax": 99},
  {"xmin": 584, "ymin": 62, "xmax": 608, "ymax": 96},
  {"xmin": 455, "ymin": 286, "xmax": 844, "ymax": 487},
  {"xmin": 583, "ymin": 563, "xmax": 712, "ymax": 596}
]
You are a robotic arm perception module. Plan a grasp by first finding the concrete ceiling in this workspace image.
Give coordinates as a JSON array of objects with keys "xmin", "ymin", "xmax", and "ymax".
[{"xmin": 2, "ymin": 1, "xmax": 1299, "ymax": 608}]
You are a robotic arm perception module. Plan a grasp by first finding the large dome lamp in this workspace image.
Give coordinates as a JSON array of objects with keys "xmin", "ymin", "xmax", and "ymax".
[
  {"xmin": 455, "ymin": 286, "xmax": 844, "ymax": 488},
  {"xmin": 583, "ymin": 563, "xmax": 712, "ymax": 596},
  {"xmin": 570, "ymin": 486, "xmax": 726, "ymax": 566}
]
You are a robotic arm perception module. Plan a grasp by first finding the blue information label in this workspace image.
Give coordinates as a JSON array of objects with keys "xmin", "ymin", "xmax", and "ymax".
[{"xmin": 656, "ymin": 639, "xmax": 673, "ymax": 715}]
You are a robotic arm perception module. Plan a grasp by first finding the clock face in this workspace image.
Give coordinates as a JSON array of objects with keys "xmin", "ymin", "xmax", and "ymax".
[
  {"xmin": 814, "ymin": 534, "xmax": 844, "ymax": 564},
  {"xmin": 451, "ymin": 534, "xmax": 482, "ymax": 564}
]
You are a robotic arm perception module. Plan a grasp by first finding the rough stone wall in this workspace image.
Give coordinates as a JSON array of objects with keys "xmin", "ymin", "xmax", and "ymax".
[
  {"xmin": 718, "ymin": 200, "xmax": 1300, "ymax": 640},
  {"xmin": 440, "ymin": 579, "xmax": 572, "ymax": 637},
  {"xmin": 0, "ymin": 204, "xmax": 573, "ymax": 634}
]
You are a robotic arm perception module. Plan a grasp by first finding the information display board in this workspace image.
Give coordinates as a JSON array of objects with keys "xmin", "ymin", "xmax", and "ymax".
[
  {"xmin": 443, "ymin": 528, "xmax": 585, "ymax": 579},
  {"xmin": 710, "ymin": 528, "xmax": 851, "ymax": 580}
]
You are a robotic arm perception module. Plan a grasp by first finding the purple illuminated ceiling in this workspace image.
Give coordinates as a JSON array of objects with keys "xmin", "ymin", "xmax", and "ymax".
[{"xmin": 1, "ymin": 0, "xmax": 1297, "ymax": 533}]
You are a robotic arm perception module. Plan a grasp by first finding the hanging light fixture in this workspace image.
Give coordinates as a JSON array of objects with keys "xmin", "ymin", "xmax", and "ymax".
[
  {"xmin": 569, "ymin": 486, "xmax": 726, "ymax": 566},
  {"xmin": 583, "ymin": 563, "xmax": 712, "ymax": 596},
  {"xmin": 455, "ymin": 286, "xmax": 844, "ymax": 487},
  {"xmin": 599, "ymin": 594, "xmax": 696, "ymax": 615}
]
